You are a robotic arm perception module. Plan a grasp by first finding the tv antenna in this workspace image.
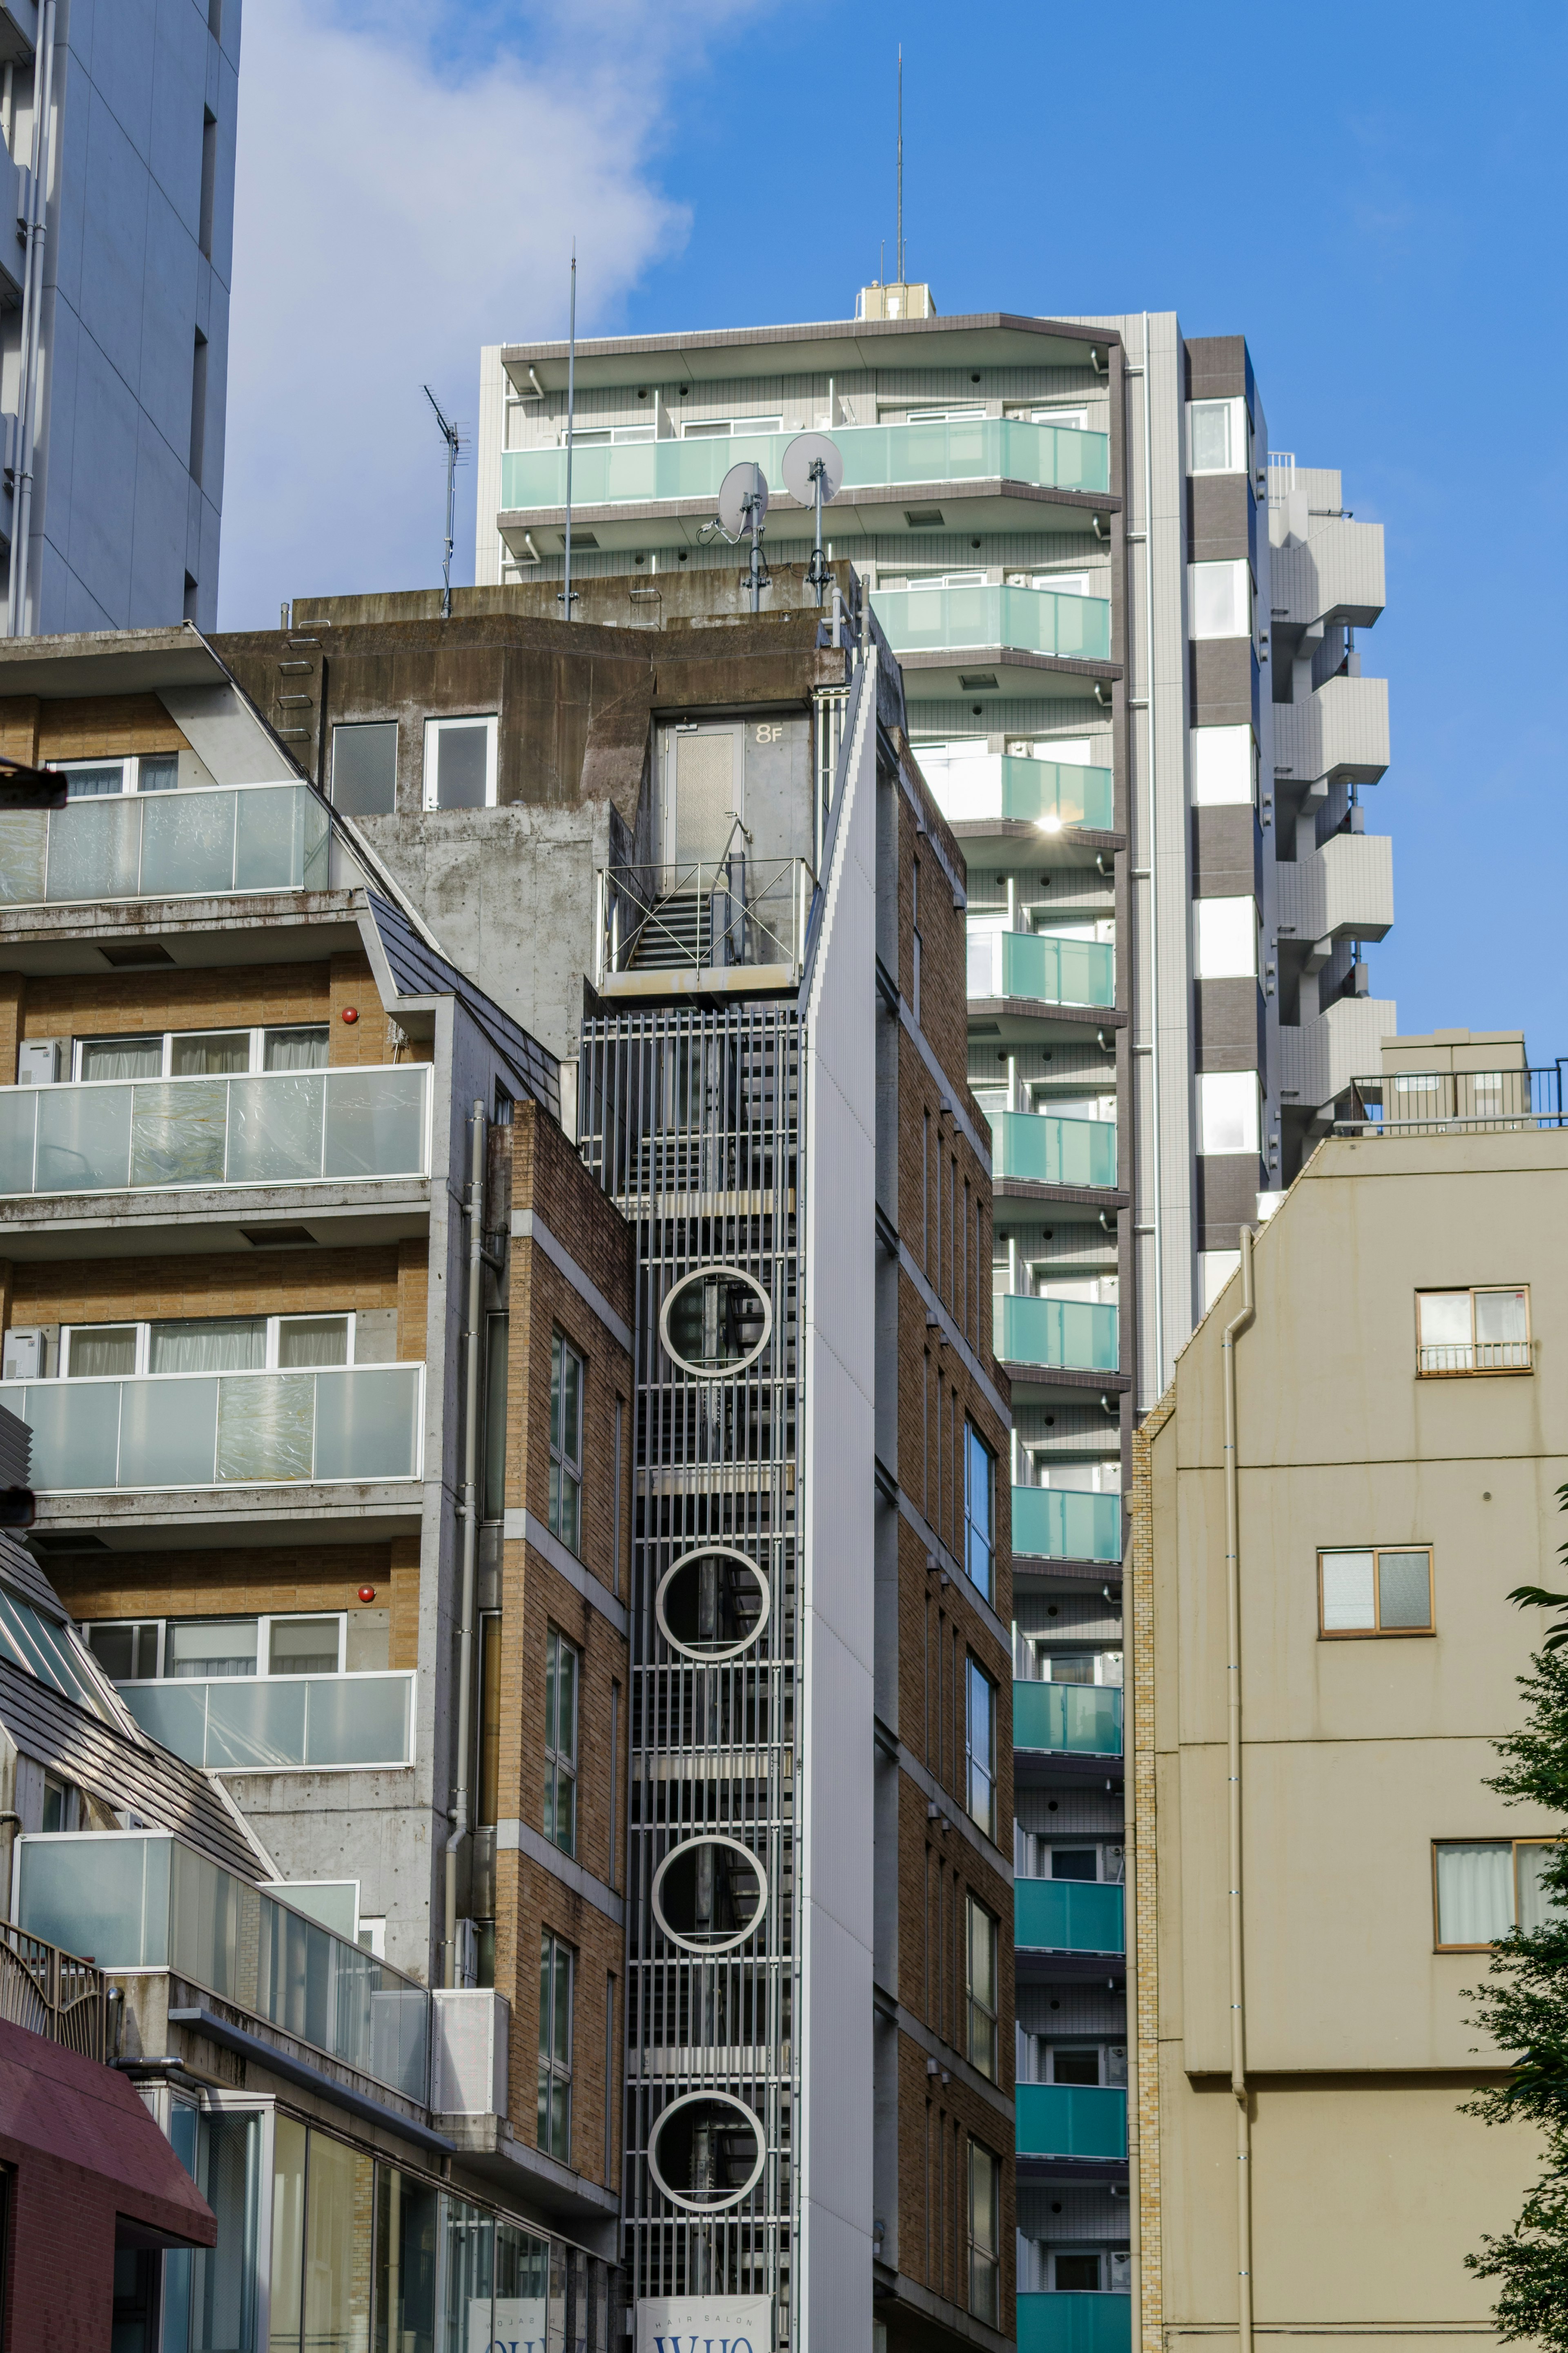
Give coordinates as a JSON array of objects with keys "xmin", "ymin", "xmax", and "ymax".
[
  {"xmin": 423, "ymin": 386, "xmax": 466, "ymax": 620},
  {"xmin": 897, "ymin": 45, "xmax": 904, "ymax": 284},
  {"xmin": 783, "ymin": 433, "xmax": 843, "ymax": 605},
  {"xmin": 701, "ymin": 461, "xmax": 771, "ymax": 612}
]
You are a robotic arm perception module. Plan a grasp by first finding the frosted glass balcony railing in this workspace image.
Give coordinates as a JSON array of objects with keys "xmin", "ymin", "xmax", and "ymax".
[
  {"xmin": 500, "ymin": 415, "xmax": 1109, "ymax": 512},
  {"xmin": 925, "ymin": 753, "xmax": 1114, "ymax": 834},
  {"xmin": 0, "ymin": 783, "xmax": 330, "ymax": 908},
  {"xmin": 1017, "ymin": 2083, "xmax": 1127, "ymax": 2161},
  {"xmin": 1014, "ymin": 1680, "xmax": 1123, "ymax": 1758},
  {"xmin": 999, "ymin": 1295, "xmax": 1119, "ymax": 1375},
  {"xmin": 992, "ymin": 1110, "xmax": 1118, "ymax": 1191},
  {"xmin": 1016, "ymin": 1878, "xmax": 1125, "ymax": 1955},
  {"xmin": 1013, "ymin": 1485, "xmax": 1123, "ymax": 1564},
  {"xmin": 967, "ymin": 930, "xmax": 1116, "ymax": 1009},
  {"xmin": 0, "ymin": 1064, "xmax": 429, "ymax": 1197},
  {"xmin": 0, "ymin": 1363, "xmax": 424, "ymax": 1492},
  {"xmin": 16, "ymin": 1831, "xmax": 430, "ymax": 2103},
  {"xmin": 120, "ymin": 1672, "xmax": 414, "ymax": 1772},
  {"xmin": 872, "ymin": 584, "xmax": 1112, "ymax": 663},
  {"xmin": 1018, "ymin": 2295, "xmax": 1131, "ymax": 2353}
]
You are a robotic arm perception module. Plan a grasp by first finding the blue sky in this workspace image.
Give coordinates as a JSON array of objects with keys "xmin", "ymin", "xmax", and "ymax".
[{"xmin": 223, "ymin": 0, "xmax": 1568, "ymax": 1049}]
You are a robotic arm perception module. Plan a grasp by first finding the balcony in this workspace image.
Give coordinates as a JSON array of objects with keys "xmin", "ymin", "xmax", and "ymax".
[
  {"xmin": 926, "ymin": 753, "xmax": 1114, "ymax": 836},
  {"xmin": 595, "ymin": 858, "xmax": 815, "ymax": 996},
  {"xmin": 999, "ymin": 1295, "xmax": 1119, "ymax": 1376},
  {"xmin": 873, "ymin": 583, "xmax": 1111, "ymax": 665},
  {"xmin": 119, "ymin": 1671, "xmax": 415, "ymax": 1772},
  {"xmin": 1275, "ymin": 831, "xmax": 1393, "ymax": 948},
  {"xmin": 0, "ymin": 1363, "xmax": 425, "ymax": 1492},
  {"xmin": 1277, "ymin": 995, "xmax": 1396, "ymax": 1113},
  {"xmin": 1018, "ymin": 2296, "xmax": 1131, "ymax": 2353},
  {"xmin": 1269, "ymin": 515, "xmax": 1385, "ymax": 633},
  {"xmin": 968, "ymin": 931, "xmax": 1116, "ymax": 1013},
  {"xmin": 1013, "ymin": 1485, "xmax": 1122, "ymax": 1565},
  {"xmin": 0, "ymin": 783, "xmax": 331, "ymax": 909},
  {"xmin": 993, "ymin": 1111, "xmax": 1119, "ymax": 1193},
  {"xmin": 0, "ymin": 1916, "xmax": 110, "ymax": 2061},
  {"xmin": 1339, "ymin": 1067, "xmax": 1563, "ymax": 1138},
  {"xmin": 1017, "ymin": 2083, "xmax": 1127, "ymax": 2162},
  {"xmin": 1014, "ymin": 1680, "xmax": 1123, "ymax": 1759},
  {"xmin": 0, "ymin": 1064, "xmax": 429, "ymax": 1198},
  {"xmin": 1273, "ymin": 674, "xmax": 1389, "ymax": 789},
  {"xmin": 500, "ymin": 415, "xmax": 1110, "ymax": 517},
  {"xmin": 16, "ymin": 1830, "xmax": 430, "ymax": 2103},
  {"xmin": 1015, "ymin": 1878, "xmax": 1124, "ymax": 1958}
]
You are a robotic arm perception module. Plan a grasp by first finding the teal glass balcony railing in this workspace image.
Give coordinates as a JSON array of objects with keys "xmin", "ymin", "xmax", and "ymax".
[
  {"xmin": 993, "ymin": 1110, "xmax": 1118, "ymax": 1191},
  {"xmin": 927, "ymin": 753, "xmax": 1114, "ymax": 834},
  {"xmin": 1018, "ymin": 2294, "xmax": 1131, "ymax": 2353},
  {"xmin": 1017, "ymin": 2083, "xmax": 1127, "ymax": 2161},
  {"xmin": 120, "ymin": 1672, "xmax": 414, "ymax": 1772},
  {"xmin": 16, "ymin": 1831, "xmax": 430, "ymax": 2102},
  {"xmin": 1013, "ymin": 1485, "xmax": 1123, "ymax": 1564},
  {"xmin": 0, "ymin": 1363, "xmax": 425, "ymax": 1492},
  {"xmin": 1000, "ymin": 1294, "xmax": 1118, "ymax": 1375},
  {"xmin": 1015, "ymin": 1878, "xmax": 1125, "ymax": 1956},
  {"xmin": 967, "ymin": 930, "xmax": 1116, "ymax": 1011},
  {"xmin": 0, "ymin": 783, "xmax": 330, "ymax": 908},
  {"xmin": 1014, "ymin": 1679, "xmax": 1123, "ymax": 1758},
  {"xmin": 873, "ymin": 584, "xmax": 1112, "ymax": 664},
  {"xmin": 500, "ymin": 415, "xmax": 1110, "ymax": 513},
  {"xmin": 0, "ymin": 1064, "xmax": 429, "ymax": 1198}
]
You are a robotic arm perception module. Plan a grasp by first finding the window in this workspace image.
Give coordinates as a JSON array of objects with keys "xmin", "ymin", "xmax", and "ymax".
[
  {"xmin": 965, "ymin": 1659, "xmax": 996, "ymax": 1839},
  {"xmin": 423, "ymin": 715, "xmax": 498, "ymax": 810},
  {"xmin": 1188, "ymin": 397, "xmax": 1248, "ymax": 475},
  {"xmin": 1319, "ymin": 1547, "xmax": 1433, "ymax": 1636},
  {"xmin": 911, "ymin": 856, "xmax": 922, "ymax": 1024},
  {"xmin": 679, "ymin": 415, "xmax": 782, "ymax": 439},
  {"xmin": 965, "ymin": 1896, "xmax": 998, "ymax": 2081},
  {"xmin": 963, "ymin": 1423, "xmax": 994, "ymax": 1602},
  {"xmin": 1191, "ymin": 724, "xmax": 1255, "ymax": 808},
  {"xmin": 477, "ymin": 1612, "xmax": 501, "ymax": 1829},
  {"xmin": 199, "ymin": 107, "xmax": 218, "ymax": 258},
  {"xmin": 1417, "ymin": 1287, "xmax": 1531, "ymax": 1376},
  {"xmin": 1198, "ymin": 1070, "xmax": 1260, "ymax": 1157},
  {"xmin": 1195, "ymin": 896, "xmax": 1258, "ymax": 981},
  {"xmin": 1435, "ymin": 1839, "xmax": 1559, "ymax": 1949},
  {"xmin": 967, "ymin": 2140, "xmax": 1000, "ymax": 2325},
  {"xmin": 331, "ymin": 721, "xmax": 397, "ymax": 816},
  {"xmin": 60, "ymin": 1311, "xmax": 352, "ymax": 1378},
  {"xmin": 549, "ymin": 1334, "xmax": 584, "ymax": 1552},
  {"xmin": 72, "ymin": 1023, "xmax": 329, "ymax": 1082},
  {"xmin": 82, "ymin": 1618, "xmax": 160, "ymax": 1679},
  {"xmin": 0, "ymin": 1588, "xmax": 110, "ymax": 1717},
  {"xmin": 47, "ymin": 754, "xmax": 180, "ymax": 798},
  {"xmin": 543, "ymin": 1628, "xmax": 579, "ymax": 1856},
  {"xmin": 82, "ymin": 1609, "xmax": 391, "ymax": 1682},
  {"xmin": 189, "ymin": 329, "xmax": 208, "ymax": 485},
  {"xmin": 566, "ymin": 424, "xmax": 655, "ymax": 446},
  {"xmin": 483, "ymin": 1313, "xmax": 510, "ymax": 1521},
  {"xmin": 1189, "ymin": 558, "xmax": 1251, "ymax": 641},
  {"xmin": 538, "ymin": 1930, "xmax": 574, "ymax": 2160}
]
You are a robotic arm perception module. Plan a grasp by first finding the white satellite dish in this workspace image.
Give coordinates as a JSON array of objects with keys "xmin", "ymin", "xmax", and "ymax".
[
  {"xmin": 782, "ymin": 432, "xmax": 844, "ymax": 506},
  {"xmin": 717, "ymin": 461, "xmax": 769, "ymax": 539}
]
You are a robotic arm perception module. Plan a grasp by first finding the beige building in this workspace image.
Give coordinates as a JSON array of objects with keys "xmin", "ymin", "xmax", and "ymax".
[{"xmin": 1130, "ymin": 1028, "xmax": 1557, "ymax": 2353}]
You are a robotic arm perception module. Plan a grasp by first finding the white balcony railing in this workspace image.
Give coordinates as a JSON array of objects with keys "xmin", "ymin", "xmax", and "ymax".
[
  {"xmin": 118, "ymin": 1670, "xmax": 415, "ymax": 1771},
  {"xmin": 0, "ymin": 782, "xmax": 334, "ymax": 908}
]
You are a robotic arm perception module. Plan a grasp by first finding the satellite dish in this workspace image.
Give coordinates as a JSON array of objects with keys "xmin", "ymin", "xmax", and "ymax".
[
  {"xmin": 717, "ymin": 461, "xmax": 769, "ymax": 539},
  {"xmin": 782, "ymin": 433, "xmax": 844, "ymax": 506}
]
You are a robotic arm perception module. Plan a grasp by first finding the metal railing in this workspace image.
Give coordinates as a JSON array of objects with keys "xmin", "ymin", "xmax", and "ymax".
[
  {"xmin": 596, "ymin": 855, "xmax": 815, "ymax": 985},
  {"xmin": 1418, "ymin": 1340, "xmax": 1534, "ymax": 1377},
  {"xmin": 0, "ymin": 781, "xmax": 330, "ymax": 907},
  {"xmin": 1013, "ymin": 1680, "xmax": 1123, "ymax": 1758},
  {"xmin": 1012, "ymin": 1484, "xmax": 1122, "ymax": 1563},
  {"xmin": 1015, "ymin": 1878, "xmax": 1124, "ymax": 1956},
  {"xmin": 1016, "ymin": 2082, "xmax": 1127, "ymax": 2161},
  {"xmin": 120, "ymin": 1669, "xmax": 416, "ymax": 1772},
  {"xmin": 0, "ymin": 1917, "xmax": 110, "ymax": 2060},
  {"xmin": 1337, "ymin": 1066, "xmax": 1566, "ymax": 1137}
]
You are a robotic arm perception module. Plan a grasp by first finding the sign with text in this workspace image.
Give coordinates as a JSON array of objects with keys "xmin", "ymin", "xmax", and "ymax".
[
  {"xmin": 635, "ymin": 2294, "xmax": 773, "ymax": 2353},
  {"xmin": 469, "ymin": 2297, "xmax": 549, "ymax": 2353}
]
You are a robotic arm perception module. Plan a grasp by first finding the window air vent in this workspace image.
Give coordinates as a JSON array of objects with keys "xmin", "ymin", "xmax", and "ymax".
[
  {"xmin": 241, "ymin": 1226, "xmax": 318, "ymax": 1248},
  {"xmin": 29, "ymin": 1532, "xmax": 110, "ymax": 1553},
  {"xmin": 98, "ymin": 943, "xmax": 175, "ymax": 968},
  {"xmin": 904, "ymin": 506, "xmax": 944, "ymax": 529},
  {"xmin": 959, "ymin": 673, "xmax": 998, "ymax": 692},
  {"xmin": 565, "ymin": 531, "xmax": 599, "ymax": 551}
]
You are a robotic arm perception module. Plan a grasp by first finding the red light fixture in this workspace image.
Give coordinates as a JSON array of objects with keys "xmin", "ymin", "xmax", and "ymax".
[
  {"xmin": 341, "ymin": 1006, "xmax": 359, "ymax": 1025},
  {"xmin": 357, "ymin": 1585, "xmax": 377, "ymax": 1604}
]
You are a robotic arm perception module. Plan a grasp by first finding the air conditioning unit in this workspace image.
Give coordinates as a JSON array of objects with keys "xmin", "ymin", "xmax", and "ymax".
[
  {"xmin": 16, "ymin": 1041, "xmax": 58, "ymax": 1086},
  {"xmin": 1, "ymin": 1329, "xmax": 43, "ymax": 1381},
  {"xmin": 431, "ymin": 1987, "xmax": 509, "ymax": 2117}
]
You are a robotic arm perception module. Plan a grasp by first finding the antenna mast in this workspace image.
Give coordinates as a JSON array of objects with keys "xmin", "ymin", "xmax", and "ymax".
[
  {"xmin": 423, "ymin": 386, "xmax": 464, "ymax": 621},
  {"xmin": 560, "ymin": 245, "xmax": 580, "ymax": 622},
  {"xmin": 897, "ymin": 47, "xmax": 904, "ymax": 284}
]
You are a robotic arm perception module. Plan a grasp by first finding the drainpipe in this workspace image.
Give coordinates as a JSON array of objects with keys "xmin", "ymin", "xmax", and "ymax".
[
  {"xmin": 1138, "ymin": 312, "xmax": 1165, "ymax": 1396},
  {"xmin": 1124, "ymin": 1550, "xmax": 1141, "ymax": 2353},
  {"xmin": 1223, "ymin": 1226, "xmax": 1256, "ymax": 2353},
  {"xmin": 7, "ymin": 1, "xmax": 56, "ymax": 638},
  {"xmin": 444, "ymin": 1100, "xmax": 486, "ymax": 1987}
]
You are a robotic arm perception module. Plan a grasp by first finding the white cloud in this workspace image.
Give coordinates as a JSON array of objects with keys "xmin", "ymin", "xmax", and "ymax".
[{"xmin": 218, "ymin": 0, "xmax": 754, "ymax": 628}]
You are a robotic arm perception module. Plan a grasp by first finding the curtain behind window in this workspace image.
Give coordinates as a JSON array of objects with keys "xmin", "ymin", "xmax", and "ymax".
[
  {"xmin": 264, "ymin": 1028, "xmax": 330, "ymax": 1073},
  {"xmin": 69, "ymin": 1327, "xmax": 139, "ymax": 1377},
  {"xmin": 1436, "ymin": 1842, "xmax": 1512, "ymax": 1944},
  {"xmin": 276, "ymin": 1318, "xmax": 348, "ymax": 1369},
  {"xmin": 149, "ymin": 1318, "xmax": 266, "ymax": 1374},
  {"xmin": 81, "ymin": 1037, "xmax": 163, "ymax": 1082},
  {"xmin": 63, "ymin": 764, "xmax": 125, "ymax": 798}
]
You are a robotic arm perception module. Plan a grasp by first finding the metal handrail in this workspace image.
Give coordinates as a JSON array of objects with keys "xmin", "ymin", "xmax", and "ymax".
[
  {"xmin": 0, "ymin": 1917, "xmax": 110, "ymax": 2061},
  {"xmin": 598, "ymin": 855, "xmax": 817, "ymax": 980},
  {"xmin": 1335, "ymin": 1064, "xmax": 1566, "ymax": 1135}
]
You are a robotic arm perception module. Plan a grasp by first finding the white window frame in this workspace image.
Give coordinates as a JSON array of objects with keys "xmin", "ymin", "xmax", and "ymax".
[
  {"xmin": 1198, "ymin": 1070, "xmax": 1261, "ymax": 1158},
  {"xmin": 1195, "ymin": 896, "xmax": 1259, "ymax": 980},
  {"xmin": 70, "ymin": 1023, "xmax": 330, "ymax": 1082},
  {"xmin": 677, "ymin": 415, "xmax": 782, "ymax": 439},
  {"xmin": 88, "ymin": 1610, "xmax": 352, "ymax": 1683},
  {"xmin": 966, "ymin": 1655, "xmax": 996, "ymax": 1839},
  {"xmin": 561, "ymin": 423, "xmax": 655, "ymax": 447},
  {"xmin": 1020, "ymin": 405, "xmax": 1091, "ymax": 431},
  {"xmin": 1187, "ymin": 395, "xmax": 1249, "ymax": 476},
  {"xmin": 45, "ymin": 754, "xmax": 182, "ymax": 796},
  {"xmin": 1415, "ymin": 1286, "xmax": 1532, "ymax": 1378},
  {"xmin": 1189, "ymin": 558, "xmax": 1253, "ymax": 642},
  {"xmin": 904, "ymin": 404, "xmax": 987, "ymax": 424},
  {"xmin": 59, "ymin": 1311, "xmax": 358, "ymax": 1378},
  {"xmin": 1191, "ymin": 724, "xmax": 1257, "ymax": 807},
  {"xmin": 422, "ymin": 714, "xmax": 499, "ymax": 812},
  {"xmin": 1014, "ymin": 571, "xmax": 1093, "ymax": 597}
]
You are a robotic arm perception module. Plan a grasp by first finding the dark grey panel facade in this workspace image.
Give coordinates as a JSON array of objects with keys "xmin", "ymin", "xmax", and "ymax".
[{"xmin": 1193, "ymin": 978, "xmax": 1267, "ymax": 1073}]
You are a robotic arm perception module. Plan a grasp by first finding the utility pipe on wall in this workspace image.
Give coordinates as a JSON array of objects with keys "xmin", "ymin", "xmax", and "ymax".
[
  {"xmin": 7, "ymin": 1, "xmax": 56, "ymax": 639},
  {"xmin": 1139, "ymin": 312, "xmax": 1166, "ymax": 1396},
  {"xmin": 1223, "ymin": 1226, "xmax": 1256, "ymax": 2353},
  {"xmin": 445, "ymin": 1098, "xmax": 486, "ymax": 1988}
]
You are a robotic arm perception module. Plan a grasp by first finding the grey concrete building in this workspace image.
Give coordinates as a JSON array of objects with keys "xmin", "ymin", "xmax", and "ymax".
[{"xmin": 0, "ymin": 0, "xmax": 238, "ymax": 635}]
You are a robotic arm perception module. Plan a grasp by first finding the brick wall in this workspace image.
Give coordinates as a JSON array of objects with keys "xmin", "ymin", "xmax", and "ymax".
[{"xmin": 49, "ymin": 1540, "xmax": 421, "ymax": 1665}]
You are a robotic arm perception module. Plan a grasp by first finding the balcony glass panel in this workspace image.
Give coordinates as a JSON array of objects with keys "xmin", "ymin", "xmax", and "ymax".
[
  {"xmin": 1015, "ymin": 1878, "xmax": 1125, "ymax": 1955},
  {"xmin": 1016, "ymin": 2083, "xmax": 1128, "ymax": 2161},
  {"xmin": 999, "ymin": 1296, "xmax": 1119, "ymax": 1375},
  {"xmin": 993, "ymin": 1110, "xmax": 1118, "ymax": 1191},
  {"xmin": 0, "ymin": 784, "xmax": 331, "ymax": 908},
  {"xmin": 0, "ymin": 1363, "xmax": 424, "ymax": 1490},
  {"xmin": 1018, "ymin": 2294, "xmax": 1131, "ymax": 2353},
  {"xmin": 118, "ymin": 1673, "xmax": 413, "ymax": 1771},
  {"xmin": 928, "ymin": 754, "xmax": 1114, "ymax": 833},
  {"xmin": 1012, "ymin": 1485, "xmax": 1122, "ymax": 1563},
  {"xmin": 501, "ymin": 415, "xmax": 1110, "ymax": 513},
  {"xmin": 0, "ymin": 1065, "xmax": 427, "ymax": 1198},
  {"xmin": 968, "ymin": 931, "xmax": 1116, "ymax": 1010},
  {"xmin": 1014, "ymin": 1680, "xmax": 1123, "ymax": 1758},
  {"xmin": 872, "ymin": 584, "xmax": 1112, "ymax": 663}
]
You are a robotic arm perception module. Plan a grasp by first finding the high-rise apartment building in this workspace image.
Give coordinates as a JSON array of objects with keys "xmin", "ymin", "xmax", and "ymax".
[{"xmin": 0, "ymin": 1, "xmax": 237, "ymax": 636}]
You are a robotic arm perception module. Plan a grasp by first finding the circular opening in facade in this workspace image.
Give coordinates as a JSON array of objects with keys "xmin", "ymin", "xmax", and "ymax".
[
  {"xmin": 655, "ymin": 1546, "xmax": 771, "ymax": 1661},
  {"xmin": 659, "ymin": 1266, "xmax": 773, "ymax": 1378},
  {"xmin": 647, "ymin": 2091, "xmax": 766, "ymax": 2212},
  {"xmin": 651, "ymin": 1836, "xmax": 768, "ymax": 1954}
]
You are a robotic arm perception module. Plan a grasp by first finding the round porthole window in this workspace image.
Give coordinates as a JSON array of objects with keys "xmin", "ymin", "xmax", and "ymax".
[
  {"xmin": 651, "ymin": 1835, "xmax": 768, "ymax": 1954},
  {"xmin": 655, "ymin": 1546, "xmax": 771, "ymax": 1661},
  {"xmin": 647, "ymin": 2090, "xmax": 766, "ymax": 2212},
  {"xmin": 659, "ymin": 1265, "xmax": 772, "ymax": 1378}
]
